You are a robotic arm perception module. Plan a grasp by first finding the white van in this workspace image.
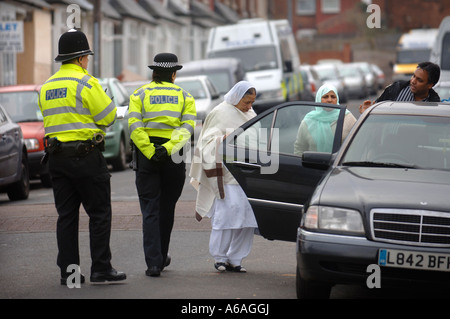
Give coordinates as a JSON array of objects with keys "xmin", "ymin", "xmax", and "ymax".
[
  {"xmin": 430, "ymin": 16, "xmax": 450, "ymax": 81},
  {"xmin": 392, "ymin": 28, "xmax": 438, "ymax": 81},
  {"xmin": 206, "ymin": 19, "xmax": 303, "ymax": 113}
]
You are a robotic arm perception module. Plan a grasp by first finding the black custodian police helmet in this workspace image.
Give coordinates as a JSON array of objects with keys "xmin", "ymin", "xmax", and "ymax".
[{"xmin": 55, "ymin": 29, "xmax": 94, "ymax": 63}]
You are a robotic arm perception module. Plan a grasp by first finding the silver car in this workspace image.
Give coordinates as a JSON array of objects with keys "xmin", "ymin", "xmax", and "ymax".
[
  {"xmin": 175, "ymin": 75, "xmax": 222, "ymax": 141},
  {"xmin": 98, "ymin": 78, "xmax": 132, "ymax": 171},
  {"xmin": 312, "ymin": 64, "xmax": 348, "ymax": 103},
  {"xmin": 353, "ymin": 62, "xmax": 378, "ymax": 95},
  {"xmin": 338, "ymin": 63, "xmax": 368, "ymax": 99},
  {"xmin": 0, "ymin": 104, "xmax": 29, "ymax": 201}
]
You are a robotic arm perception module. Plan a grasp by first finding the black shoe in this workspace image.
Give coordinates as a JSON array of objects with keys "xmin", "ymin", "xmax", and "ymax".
[
  {"xmin": 145, "ymin": 266, "xmax": 161, "ymax": 277},
  {"xmin": 163, "ymin": 254, "xmax": 171, "ymax": 269},
  {"xmin": 90, "ymin": 268, "xmax": 126, "ymax": 282},
  {"xmin": 60, "ymin": 274, "xmax": 85, "ymax": 285}
]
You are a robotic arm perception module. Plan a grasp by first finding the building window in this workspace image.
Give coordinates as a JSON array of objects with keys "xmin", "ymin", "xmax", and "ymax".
[
  {"xmin": 321, "ymin": 0, "xmax": 340, "ymax": 14},
  {"xmin": 296, "ymin": 0, "xmax": 316, "ymax": 15}
]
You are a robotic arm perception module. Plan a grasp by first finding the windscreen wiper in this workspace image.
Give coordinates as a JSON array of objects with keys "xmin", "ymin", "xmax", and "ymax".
[
  {"xmin": 17, "ymin": 118, "xmax": 41, "ymax": 123},
  {"xmin": 342, "ymin": 161, "xmax": 418, "ymax": 169}
]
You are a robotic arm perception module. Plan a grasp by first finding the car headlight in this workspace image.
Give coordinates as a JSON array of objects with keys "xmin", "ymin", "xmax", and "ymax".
[
  {"xmin": 303, "ymin": 205, "xmax": 364, "ymax": 235},
  {"xmin": 25, "ymin": 138, "xmax": 40, "ymax": 151}
]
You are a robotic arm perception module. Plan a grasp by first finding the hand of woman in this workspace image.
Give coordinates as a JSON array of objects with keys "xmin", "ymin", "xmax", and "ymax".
[{"xmin": 359, "ymin": 100, "xmax": 373, "ymax": 114}]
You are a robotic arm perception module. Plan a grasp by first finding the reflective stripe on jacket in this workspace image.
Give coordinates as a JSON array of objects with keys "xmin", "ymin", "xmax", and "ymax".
[
  {"xmin": 38, "ymin": 64, "xmax": 116, "ymax": 142},
  {"xmin": 128, "ymin": 81, "xmax": 196, "ymax": 160}
]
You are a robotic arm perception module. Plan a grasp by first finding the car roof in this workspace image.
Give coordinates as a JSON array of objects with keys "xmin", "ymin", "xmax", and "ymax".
[
  {"xmin": 371, "ymin": 101, "xmax": 450, "ymax": 116},
  {"xmin": 182, "ymin": 58, "xmax": 241, "ymax": 70},
  {"xmin": 0, "ymin": 84, "xmax": 42, "ymax": 93},
  {"xmin": 176, "ymin": 75, "xmax": 210, "ymax": 82}
]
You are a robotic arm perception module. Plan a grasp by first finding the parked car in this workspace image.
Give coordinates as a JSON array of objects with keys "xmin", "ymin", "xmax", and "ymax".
[
  {"xmin": 0, "ymin": 104, "xmax": 30, "ymax": 201},
  {"xmin": 0, "ymin": 85, "xmax": 51, "ymax": 187},
  {"xmin": 175, "ymin": 75, "xmax": 222, "ymax": 122},
  {"xmin": 221, "ymin": 100, "xmax": 450, "ymax": 298},
  {"xmin": 122, "ymin": 80, "xmax": 148, "ymax": 97},
  {"xmin": 299, "ymin": 65, "xmax": 323, "ymax": 101},
  {"xmin": 434, "ymin": 80, "xmax": 450, "ymax": 102},
  {"xmin": 312, "ymin": 64, "xmax": 348, "ymax": 103},
  {"xmin": 353, "ymin": 62, "xmax": 378, "ymax": 95},
  {"xmin": 338, "ymin": 63, "xmax": 368, "ymax": 99},
  {"xmin": 98, "ymin": 78, "xmax": 132, "ymax": 171},
  {"xmin": 177, "ymin": 58, "xmax": 245, "ymax": 96},
  {"xmin": 370, "ymin": 63, "xmax": 385, "ymax": 90},
  {"xmin": 176, "ymin": 75, "xmax": 222, "ymax": 141}
]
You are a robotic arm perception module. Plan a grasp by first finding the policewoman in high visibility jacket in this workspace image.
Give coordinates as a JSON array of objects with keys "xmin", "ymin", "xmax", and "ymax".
[
  {"xmin": 128, "ymin": 53, "xmax": 196, "ymax": 277},
  {"xmin": 38, "ymin": 29, "xmax": 126, "ymax": 285}
]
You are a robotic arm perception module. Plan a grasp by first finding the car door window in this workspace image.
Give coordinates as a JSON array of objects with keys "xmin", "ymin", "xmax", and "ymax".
[
  {"xmin": 273, "ymin": 104, "xmax": 316, "ymax": 155},
  {"xmin": 234, "ymin": 111, "xmax": 273, "ymax": 151},
  {"xmin": 234, "ymin": 103, "xmax": 340, "ymax": 156},
  {"xmin": 223, "ymin": 102, "xmax": 346, "ymax": 241}
]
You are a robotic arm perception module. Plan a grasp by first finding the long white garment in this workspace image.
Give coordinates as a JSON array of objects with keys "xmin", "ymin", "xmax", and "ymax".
[
  {"xmin": 189, "ymin": 81, "xmax": 258, "ymax": 266},
  {"xmin": 209, "ymin": 228, "xmax": 255, "ymax": 265},
  {"xmin": 208, "ymin": 184, "xmax": 257, "ymax": 230},
  {"xmin": 189, "ymin": 100, "xmax": 256, "ymax": 218}
]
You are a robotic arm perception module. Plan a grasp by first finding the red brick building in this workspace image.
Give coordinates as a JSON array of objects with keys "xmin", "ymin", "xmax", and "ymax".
[
  {"xmin": 372, "ymin": 0, "xmax": 450, "ymax": 31},
  {"xmin": 269, "ymin": 0, "xmax": 364, "ymax": 36}
]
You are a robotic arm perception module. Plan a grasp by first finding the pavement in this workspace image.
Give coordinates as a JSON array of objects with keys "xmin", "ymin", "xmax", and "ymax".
[{"xmin": 0, "ymin": 200, "xmax": 298, "ymax": 301}]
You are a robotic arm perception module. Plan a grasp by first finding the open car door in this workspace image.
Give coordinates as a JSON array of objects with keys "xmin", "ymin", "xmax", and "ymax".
[{"xmin": 222, "ymin": 102, "xmax": 347, "ymax": 242}]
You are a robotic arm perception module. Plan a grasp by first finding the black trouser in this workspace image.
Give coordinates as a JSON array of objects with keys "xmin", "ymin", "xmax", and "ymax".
[
  {"xmin": 135, "ymin": 148, "xmax": 185, "ymax": 269},
  {"xmin": 49, "ymin": 145, "xmax": 113, "ymax": 276}
]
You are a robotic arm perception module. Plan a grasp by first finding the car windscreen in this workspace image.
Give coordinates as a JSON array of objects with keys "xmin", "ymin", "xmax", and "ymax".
[
  {"xmin": 176, "ymin": 80, "xmax": 207, "ymax": 99},
  {"xmin": 396, "ymin": 49, "xmax": 432, "ymax": 64},
  {"xmin": 435, "ymin": 86, "xmax": 450, "ymax": 101},
  {"xmin": 314, "ymin": 66, "xmax": 339, "ymax": 81},
  {"xmin": 209, "ymin": 45, "xmax": 278, "ymax": 73},
  {"xmin": 0, "ymin": 91, "xmax": 42, "ymax": 122},
  {"xmin": 201, "ymin": 72, "xmax": 229, "ymax": 94},
  {"xmin": 342, "ymin": 114, "xmax": 450, "ymax": 171}
]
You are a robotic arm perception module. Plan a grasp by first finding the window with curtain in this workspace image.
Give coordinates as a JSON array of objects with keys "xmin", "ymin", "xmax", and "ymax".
[
  {"xmin": 321, "ymin": 0, "xmax": 340, "ymax": 14},
  {"xmin": 296, "ymin": 0, "xmax": 316, "ymax": 15}
]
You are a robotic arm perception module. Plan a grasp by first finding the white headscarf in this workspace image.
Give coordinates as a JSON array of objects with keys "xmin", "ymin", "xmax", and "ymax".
[{"xmin": 223, "ymin": 81, "xmax": 255, "ymax": 105}]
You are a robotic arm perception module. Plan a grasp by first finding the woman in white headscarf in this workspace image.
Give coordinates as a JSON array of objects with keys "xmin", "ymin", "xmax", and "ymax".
[
  {"xmin": 189, "ymin": 81, "xmax": 258, "ymax": 273},
  {"xmin": 294, "ymin": 84, "xmax": 356, "ymax": 155}
]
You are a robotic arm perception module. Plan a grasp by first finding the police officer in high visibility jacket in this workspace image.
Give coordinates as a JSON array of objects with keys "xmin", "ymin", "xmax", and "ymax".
[
  {"xmin": 38, "ymin": 29, "xmax": 126, "ymax": 285},
  {"xmin": 128, "ymin": 53, "xmax": 196, "ymax": 277}
]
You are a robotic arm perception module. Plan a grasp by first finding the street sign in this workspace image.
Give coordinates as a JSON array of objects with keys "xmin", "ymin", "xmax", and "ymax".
[{"xmin": 0, "ymin": 21, "xmax": 24, "ymax": 53}]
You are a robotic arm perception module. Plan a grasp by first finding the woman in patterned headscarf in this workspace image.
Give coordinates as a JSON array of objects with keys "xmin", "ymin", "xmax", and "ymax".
[{"xmin": 294, "ymin": 84, "xmax": 356, "ymax": 155}]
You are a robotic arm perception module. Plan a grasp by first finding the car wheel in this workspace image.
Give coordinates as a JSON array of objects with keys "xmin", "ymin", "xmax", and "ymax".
[
  {"xmin": 111, "ymin": 137, "xmax": 127, "ymax": 171},
  {"xmin": 296, "ymin": 267, "xmax": 332, "ymax": 299},
  {"xmin": 7, "ymin": 153, "xmax": 30, "ymax": 201}
]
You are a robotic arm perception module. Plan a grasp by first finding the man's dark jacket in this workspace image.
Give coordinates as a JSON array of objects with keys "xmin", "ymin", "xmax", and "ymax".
[{"xmin": 375, "ymin": 80, "xmax": 441, "ymax": 103}]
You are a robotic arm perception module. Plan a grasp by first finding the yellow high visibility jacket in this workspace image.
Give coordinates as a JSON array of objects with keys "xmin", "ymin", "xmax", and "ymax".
[
  {"xmin": 128, "ymin": 81, "xmax": 196, "ymax": 160},
  {"xmin": 38, "ymin": 64, "xmax": 116, "ymax": 142}
]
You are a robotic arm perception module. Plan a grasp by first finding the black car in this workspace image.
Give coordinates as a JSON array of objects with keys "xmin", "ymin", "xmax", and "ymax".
[
  {"xmin": 222, "ymin": 101, "xmax": 450, "ymax": 298},
  {"xmin": 0, "ymin": 104, "xmax": 30, "ymax": 201}
]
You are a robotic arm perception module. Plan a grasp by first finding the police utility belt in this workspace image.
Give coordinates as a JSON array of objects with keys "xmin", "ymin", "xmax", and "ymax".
[{"xmin": 41, "ymin": 133, "xmax": 105, "ymax": 165}]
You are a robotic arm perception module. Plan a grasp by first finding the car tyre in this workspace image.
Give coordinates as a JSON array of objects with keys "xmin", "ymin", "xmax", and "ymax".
[
  {"xmin": 296, "ymin": 267, "xmax": 332, "ymax": 299},
  {"xmin": 111, "ymin": 137, "xmax": 127, "ymax": 171},
  {"xmin": 7, "ymin": 153, "xmax": 30, "ymax": 201}
]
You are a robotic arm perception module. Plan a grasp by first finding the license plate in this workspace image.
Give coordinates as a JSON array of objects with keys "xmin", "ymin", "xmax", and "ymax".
[{"xmin": 378, "ymin": 249, "xmax": 450, "ymax": 272}]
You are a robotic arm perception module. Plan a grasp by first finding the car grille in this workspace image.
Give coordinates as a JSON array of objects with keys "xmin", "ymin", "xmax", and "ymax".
[{"xmin": 371, "ymin": 209, "xmax": 450, "ymax": 247}]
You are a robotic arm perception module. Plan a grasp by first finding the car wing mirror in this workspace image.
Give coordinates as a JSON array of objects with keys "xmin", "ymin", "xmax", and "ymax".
[
  {"xmin": 116, "ymin": 106, "xmax": 129, "ymax": 119},
  {"xmin": 302, "ymin": 151, "xmax": 333, "ymax": 170}
]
